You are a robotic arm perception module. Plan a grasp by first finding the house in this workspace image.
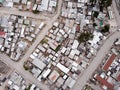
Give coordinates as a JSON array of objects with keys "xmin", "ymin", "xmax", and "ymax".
[
  {"xmin": 42, "ymin": 69, "xmax": 51, "ymax": 78},
  {"xmin": 95, "ymin": 75, "xmax": 114, "ymax": 90},
  {"xmin": 3, "ymin": 0, "xmax": 13, "ymax": 8},
  {"xmin": 103, "ymin": 54, "xmax": 116, "ymax": 71},
  {"xmin": 40, "ymin": 0, "xmax": 49, "ymax": 11},
  {"xmin": 49, "ymin": 70, "xmax": 60, "ymax": 83},
  {"xmin": 1, "ymin": 16, "xmax": 9, "ymax": 27},
  {"xmin": 117, "ymin": 74, "xmax": 120, "ymax": 81},
  {"xmin": 56, "ymin": 63, "xmax": 69, "ymax": 74},
  {"xmin": 21, "ymin": 0, "xmax": 27, "ymax": 4},
  {"xmin": 13, "ymin": 0, "xmax": 20, "ymax": 3},
  {"xmin": 56, "ymin": 77, "xmax": 65, "ymax": 87},
  {"xmin": 72, "ymin": 40, "xmax": 79, "ymax": 49},
  {"xmin": 0, "ymin": 31, "xmax": 6, "ymax": 38},
  {"xmin": 32, "ymin": 58, "xmax": 46, "ymax": 70},
  {"xmin": 65, "ymin": 77, "xmax": 76, "ymax": 89},
  {"xmin": 0, "ymin": 38, "xmax": 4, "ymax": 49},
  {"xmin": 89, "ymin": 31, "xmax": 102, "ymax": 48}
]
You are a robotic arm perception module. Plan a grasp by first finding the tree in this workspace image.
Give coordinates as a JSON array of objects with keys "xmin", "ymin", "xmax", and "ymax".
[
  {"xmin": 78, "ymin": 32, "xmax": 93, "ymax": 43},
  {"xmin": 101, "ymin": 24, "xmax": 110, "ymax": 33},
  {"xmin": 99, "ymin": 0, "xmax": 113, "ymax": 8},
  {"xmin": 93, "ymin": 23, "xmax": 97, "ymax": 27},
  {"xmin": 93, "ymin": 11, "xmax": 99, "ymax": 18}
]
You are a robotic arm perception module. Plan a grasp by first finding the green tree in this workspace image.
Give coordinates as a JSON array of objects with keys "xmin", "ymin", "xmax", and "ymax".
[
  {"xmin": 93, "ymin": 23, "xmax": 97, "ymax": 27},
  {"xmin": 78, "ymin": 32, "xmax": 93, "ymax": 43},
  {"xmin": 100, "ymin": 0, "xmax": 112, "ymax": 8},
  {"xmin": 101, "ymin": 24, "xmax": 110, "ymax": 33},
  {"xmin": 93, "ymin": 11, "xmax": 99, "ymax": 18}
]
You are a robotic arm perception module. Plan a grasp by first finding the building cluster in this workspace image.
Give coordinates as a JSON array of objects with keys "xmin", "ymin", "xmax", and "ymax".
[
  {"xmin": 32, "ymin": 0, "xmax": 57, "ymax": 13},
  {"xmin": 1, "ymin": 0, "xmax": 57, "ymax": 13},
  {"xmin": 91, "ymin": 39, "xmax": 120, "ymax": 90},
  {"xmin": 0, "ymin": 14, "xmax": 44, "ymax": 61},
  {"xmin": 23, "ymin": 0, "xmax": 111, "ymax": 90},
  {"xmin": 6, "ymin": 72, "xmax": 41, "ymax": 90}
]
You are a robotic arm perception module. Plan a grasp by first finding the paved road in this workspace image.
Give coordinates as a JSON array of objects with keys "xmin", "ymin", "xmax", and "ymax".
[
  {"xmin": 0, "ymin": 0, "xmax": 63, "ymax": 90},
  {"xmin": 72, "ymin": 31, "xmax": 120, "ymax": 90}
]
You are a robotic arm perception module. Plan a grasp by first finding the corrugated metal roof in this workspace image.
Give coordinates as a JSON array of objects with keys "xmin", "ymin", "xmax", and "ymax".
[
  {"xmin": 103, "ymin": 54, "xmax": 116, "ymax": 71},
  {"xmin": 96, "ymin": 75, "xmax": 114, "ymax": 90},
  {"xmin": 0, "ymin": 31, "xmax": 5, "ymax": 36},
  {"xmin": 117, "ymin": 74, "xmax": 120, "ymax": 81}
]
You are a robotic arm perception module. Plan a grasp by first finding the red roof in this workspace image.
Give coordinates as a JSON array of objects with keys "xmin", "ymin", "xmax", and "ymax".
[
  {"xmin": 0, "ymin": 31, "xmax": 5, "ymax": 36},
  {"xmin": 76, "ymin": 25, "xmax": 80, "ymax": 31},
  {"xmin": 117, "ymin": 74, "xmax": 120, "ymax": 81},
  {"xmin": 103, "ymin": 54, "xmax": 116, "ymax": 71},
  {"xmin": 96, "ymin": 75, "xmax": 114, "ymax": 90}
]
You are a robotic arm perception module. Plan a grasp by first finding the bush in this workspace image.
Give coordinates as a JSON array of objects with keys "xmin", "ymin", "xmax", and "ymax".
[
  {"xmin": 40, "ymin": 38, "xmax": 48, "ymax": 44},
  {"xmin": 32, "ymin": 10, "xmax": 39, "ymax": 14},
  {"xmin": 25, "ymin": 84, "xmax": 32, "ymax": 90},
  {"xmin": 23, "ymin": 64, "xmax": 29, "ymax": 70},
  {"xmin": 55, "ymin": 45, "xmax": 61, "ymax": 52}
]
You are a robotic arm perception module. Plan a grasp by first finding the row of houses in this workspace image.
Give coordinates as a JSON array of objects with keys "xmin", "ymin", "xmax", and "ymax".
[
  {"xmin": 6, "ymin": 72, "xmax": 41, "ymax": 90},
  {"xmin": 1, "ymin": 0, "xmax": 57, "ymax": 13},
  {"xmin": 0, "ymin": 14, "xmax": 44, "ymax": 61},
  {"xmin": 24, "ymin": 0, "xmax": 111, "ymax": 89},
  {"xmin": 92, "ymin": 44, "xmax": 120, "ymax": 90}
]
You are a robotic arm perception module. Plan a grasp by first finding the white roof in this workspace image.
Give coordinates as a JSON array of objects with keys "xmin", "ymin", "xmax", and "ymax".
[
  {"xmin": 4, "ymin": 1, "xmax": 13, "ymax": 8},
  {"xmin": 72, "ymin": 40, "xmax": 79, "ymax": 49},
  {"xmin": 78, "ymin": 0, "xmax": 88, "ymax": 3},
  {"xmin": 32, "ymin": 59, "xmax": 46, "ymax": 70},
  {"xmin": 68, "ymin": 2, "xmax": 72, "ymax": 8},
  {"xmin": 69, "ymin": 49, "xmax": 76, "ymax": 59},
  {"xmin": 13, "ymin": 0, "xmax": 20, "ymax": 3},
  {"xmin": 13, "ymin": 85, "xmax": 20, "ymax": 90},
  {"xmin": 21, "ymin": 0, "xmax": 27, "ymax": 4},
  {"xmin": 40, "ymin": 0, "xmax": 49, "ymax": 11},
  {"xmin": 49, "ymin": 0, "xmax": 57, "ymax": 7},
  {"xmin": 89, "ymin": 31, "xmax": 102, "ymax": 47},
  {"xmin": 8, "ymin": 80, "xmax": 13, "ymax": 85},
  {"xmin": 61, "ymin": 47, "xmax": 67, "ymax": 53},
  {"xmin": 65, "ymin": 77, "xmax": 76, "ymax": 88},
  {"xmin": 42, "ymin": 69, "xmax": 51, "ymax": 78},
  {"xmin": 30, "ymin": 84, "xmax": 36, "ymax": 90},
  {"xmin": 53, "ymin": 22, "xmax": 59, "ymax": 27},
  {"xmin": 56, "ymin": 63, "xmax": 69, "ymax": 74}
]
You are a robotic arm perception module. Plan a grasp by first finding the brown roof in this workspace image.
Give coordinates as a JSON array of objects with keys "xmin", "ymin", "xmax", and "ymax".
[
  {"xmin": 96, "ymin": 75, "xmax": 114, "ymax": 90},
  {"xmin": 117, "ymin": 74, "xmax": 120, "ymax": 81},
  {"xmin": 103, "ymin": 54, "xmax": 116, "ymax": 71},
  {"xmin": 0, "ymin": 31, "xmax": 5, "ymax": 36}
]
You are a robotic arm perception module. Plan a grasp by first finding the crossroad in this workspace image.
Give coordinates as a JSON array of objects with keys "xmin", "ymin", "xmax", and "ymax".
[
  {"xmin": 0, "ymin": 0, "xmax": 63, "ymax": 90},
  {"xmin": 0, "ymin": 0, "xmax": 120, "ymax": 90}
]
